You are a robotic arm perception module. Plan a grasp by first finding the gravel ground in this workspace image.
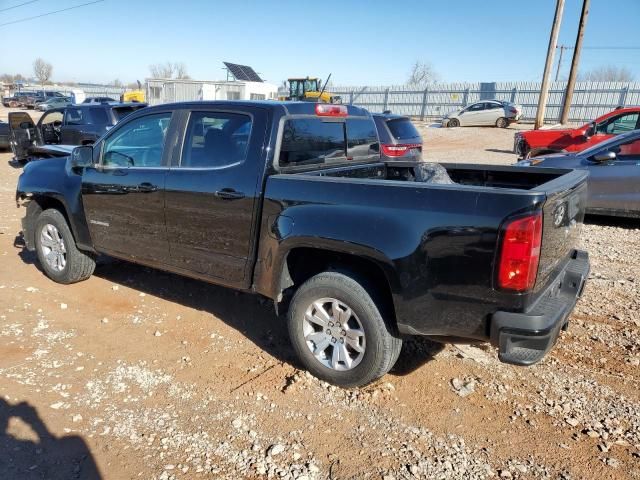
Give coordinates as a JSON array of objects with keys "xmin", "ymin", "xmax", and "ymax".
[{"xmin": 0, "ymin": 106, "xmax": 638, "ymax": 479}]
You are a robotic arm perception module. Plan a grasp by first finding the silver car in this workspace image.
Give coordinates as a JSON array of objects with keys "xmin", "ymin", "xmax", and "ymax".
[
  {"xmin": 443, "ymin": 100, "xmax": 522, "ymax": 128},
  {"xmin": 515, "ymin": 129, "xmax": 640, "ymax": 218}
]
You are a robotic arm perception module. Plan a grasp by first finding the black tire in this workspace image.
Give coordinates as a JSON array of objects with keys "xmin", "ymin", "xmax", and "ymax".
[
  {"xmin": 287, "ymin": 271, "xmax": 402, "ymax": 388},
  {"xmin": 448, "ymin": 118, "xmax": 459, "ymax": 128},
  {"xmin": 34, "ymin": 209, "xmax": 95, "ymax": 284},
  {"xmin": 495, "ymin": 117, "xmax": 508, "ymax": 128}
]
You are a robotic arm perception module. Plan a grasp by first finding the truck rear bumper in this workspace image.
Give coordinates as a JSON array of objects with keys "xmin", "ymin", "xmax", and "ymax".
[{"xmin": 490, "ymin": 249, "xmax": 589, "ymax": 366}]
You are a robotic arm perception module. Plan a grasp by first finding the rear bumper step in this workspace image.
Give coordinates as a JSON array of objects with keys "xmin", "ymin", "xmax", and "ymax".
[{"xmin": 490, "ymin": 250, "xmax": 589, "ymax": 366}]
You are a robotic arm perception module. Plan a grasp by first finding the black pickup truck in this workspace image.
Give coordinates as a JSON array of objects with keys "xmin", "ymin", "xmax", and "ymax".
[{"xmin": 16, "ymin": 101, "xmax": 590, "ymax": 387}]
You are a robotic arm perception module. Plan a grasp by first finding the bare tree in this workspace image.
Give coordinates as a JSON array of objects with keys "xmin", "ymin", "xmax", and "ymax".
[
  {"xmin": 174, "ymin": 62, "xmax": 190, "ymax": 79},
  {"xmin": 407, "ymin": 61, "xmax": 438, "ymax": 87},
  {"xmin": 33, "ymin": 58, "xmax": 53, "ymax": 86},
  {"xmin": 111, "ymin": 79, "xmax": 123, "ymax": 88},
  {"xmin": 149, "ymin": 62, "xmax": 190, "ymax": 79},
  {"xmin": 578, "ymin": 65, "xmax": 634, "ymax": 82}
]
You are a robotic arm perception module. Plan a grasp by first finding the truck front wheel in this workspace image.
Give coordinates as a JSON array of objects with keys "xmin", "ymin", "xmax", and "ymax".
[
  {"xmin": 287, "ymin": 271, "xmax": 402, "ymax": 388},
  {"xmin": 34, "ymin": 209, "xmax": 95, "ymax": 284}
]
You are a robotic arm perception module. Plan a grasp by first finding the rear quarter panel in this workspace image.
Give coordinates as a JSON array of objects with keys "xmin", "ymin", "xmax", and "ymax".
[{"xmin": 255, "ymin": 174, "xmax": 549, "ymax": 340}]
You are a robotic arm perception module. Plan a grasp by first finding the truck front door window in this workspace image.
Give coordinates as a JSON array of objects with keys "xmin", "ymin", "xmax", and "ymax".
[{"xmin": 102, "ymin": 113, "xmax": 170, "ymax": 167}]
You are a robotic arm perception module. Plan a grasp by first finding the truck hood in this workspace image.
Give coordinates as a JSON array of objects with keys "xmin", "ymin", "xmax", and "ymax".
[{"xmin": 29, "ymin": 144, "xmax": 76, "ymax": 156}]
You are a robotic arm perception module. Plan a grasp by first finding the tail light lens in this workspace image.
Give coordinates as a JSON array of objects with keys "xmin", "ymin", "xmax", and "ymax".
[
  {"xmin": 381, "ymin": 143, "xmax": 422, "ymax": 157},
  {"xmin": 509, "ymin": 108, "xmax": 518, "ymax": 114},
  {"xmin": 497, "ymin": 212, "xmax": 543, "ymax": 292}
]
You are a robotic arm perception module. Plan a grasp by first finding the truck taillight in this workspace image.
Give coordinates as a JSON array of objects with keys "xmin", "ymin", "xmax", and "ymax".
[
  {"xmin": 381, "ymin": 143, "xmax": 422, "ymax": 157},
  {"xmin": 315, "ymin": 104, "xmax": 348, "ymax": 117},
  {"xmin": 497, "ymin": 212, "xmax": 543, "ymax": 292}
]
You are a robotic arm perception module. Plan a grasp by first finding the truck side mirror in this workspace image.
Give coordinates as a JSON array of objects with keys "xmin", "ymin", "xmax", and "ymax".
[
  {"xmin": 70, "ymin": 145, "xmax": 93, "ymax": 169},
  {"xmin": 591, "ymin": 151, "xmax": 616, "ymax": 163}
]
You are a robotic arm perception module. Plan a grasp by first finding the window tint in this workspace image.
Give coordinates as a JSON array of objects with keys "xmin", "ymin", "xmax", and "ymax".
[
  {"xmin": 613, "ymin": 136, "xmax": 640, "ymax": 159},
  {"xmin": 181, "ymin": 111, "xmax": 252, "ymax": 168},
  {"xmin": 467, "ymin": 103, "xmax": 485, "ymax": 112},
  {"xmin": 279, "ymin": 118, "xmax": 346, "ymax": 167},
  {"xmin": 386, "ymin": 118, "xmax": 420, "ymax": 140},
  {"xmin": 597, "ymin": 113, "xmax": 639, "ymax": 135},
  {"xmin": 487, "ymin": 102, "xmax": 502, "ymax": 110},
  {"xmin": 65, "ymin": 108, "xmax": 87, "ymax": 125},
  {"xmin": 102, "ymin": 113, "xmax": 171, "ymax": 168},
  {"xmin": 90, "ymin": 108, "xmax": 110, "ymax": 125},
  {"xmin": 346, "ymin": 118, "xmax": 379, "ymax": 159}
]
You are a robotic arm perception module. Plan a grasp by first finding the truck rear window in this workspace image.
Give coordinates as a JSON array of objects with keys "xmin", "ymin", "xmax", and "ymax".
[
  {"xmin": 386, "ymin": 118, "xmax": 420, "ymax": 140},
  {"xmin": 279, "ymin": 117, "xmax": 379, "ymax": 168}
]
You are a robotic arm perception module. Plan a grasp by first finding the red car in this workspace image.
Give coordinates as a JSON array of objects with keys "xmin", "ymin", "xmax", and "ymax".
[{"xmin": 514, "ymin": 107, "xmax": 640, "ymax": 158}]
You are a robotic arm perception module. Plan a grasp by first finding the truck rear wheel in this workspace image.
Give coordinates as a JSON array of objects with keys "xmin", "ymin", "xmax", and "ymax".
[
  {"xmin": 34, "ymin": 209, "xmax": 95, "ymax": 284},
  {"xmin": 287, "ymin": 271, "xmax": 402, "ymax": 388}
]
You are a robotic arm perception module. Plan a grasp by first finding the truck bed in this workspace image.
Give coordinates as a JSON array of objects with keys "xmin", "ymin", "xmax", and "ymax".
[{"xmin": 263, "ymin": 161, "xmax": 588, "ymax": 340}]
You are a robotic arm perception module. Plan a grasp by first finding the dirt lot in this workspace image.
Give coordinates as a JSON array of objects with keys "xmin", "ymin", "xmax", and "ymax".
[{"xmin": 0, "ymin": 105, "xmax": 638, "ymax": 480}]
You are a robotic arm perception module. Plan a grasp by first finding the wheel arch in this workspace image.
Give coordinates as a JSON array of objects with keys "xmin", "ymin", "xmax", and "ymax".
[
  {"xmin": 22, "ymin": 195, "xmax": 75, "ymax": 251},
  {"xmin": 270, "ymin": 243, "xmax": 401, "ymax": 325}
]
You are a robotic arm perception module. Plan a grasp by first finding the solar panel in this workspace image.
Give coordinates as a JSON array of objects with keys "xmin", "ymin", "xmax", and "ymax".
[{"xmin": 223, "ymin": 62, "xmax": 263, "ymax": 82}]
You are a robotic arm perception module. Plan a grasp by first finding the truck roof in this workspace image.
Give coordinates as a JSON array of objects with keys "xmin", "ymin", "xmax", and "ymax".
[{"xmin": 142, "ymin": 100, "xmax": 371, "ymax": 117}]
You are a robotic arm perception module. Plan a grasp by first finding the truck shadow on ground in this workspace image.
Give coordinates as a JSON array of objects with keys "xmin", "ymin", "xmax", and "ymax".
[
  {"xmin": 0, "ymin": 399, "xmax": 102, "ymax": 480},
  {"xmin": 584, "ymin": 214, "xmax": 639, "ymax": 229},
  {"xmin": 16, "ymin": 238, "xmax": 441, "ymax": 378}
]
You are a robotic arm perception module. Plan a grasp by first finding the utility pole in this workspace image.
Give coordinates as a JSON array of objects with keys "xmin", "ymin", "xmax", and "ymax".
[
  {"xmin": 561, "ymin": 0, "xmax": 590, "ymax": 124},
  {"xmin": 535, "ymin": 0, "xmax": 565, "ymax": 130},
  {"xmin": 555, "ymin": 45, "xmax": 567, "ymax": 81}
]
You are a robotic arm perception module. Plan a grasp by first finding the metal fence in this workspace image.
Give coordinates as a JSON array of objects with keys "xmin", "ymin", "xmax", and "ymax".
[{"xmin": 331, "ymin": 81, "xmax": 640, "ymax": 124}]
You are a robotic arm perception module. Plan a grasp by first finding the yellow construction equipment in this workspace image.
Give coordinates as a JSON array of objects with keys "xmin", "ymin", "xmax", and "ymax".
[
  {"xmin": 279, "ymin": 75, "xmax": 341, "ymax": 103},
  {"xmin": 120, "ymin": 80, "xmax": 146, "ymax": 103}
]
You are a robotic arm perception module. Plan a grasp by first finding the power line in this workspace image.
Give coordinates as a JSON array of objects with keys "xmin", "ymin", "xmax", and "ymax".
[
  {"xmin": 0, "ymin": 0, "xmax": 104, "ymax": 27},
  {"xmin": 557, "ymin": 45, "xmax": 640, "ymax": 50},
  {"xmin": 0, "ymin": 0, "xmax": 41, "ymax": 13}
]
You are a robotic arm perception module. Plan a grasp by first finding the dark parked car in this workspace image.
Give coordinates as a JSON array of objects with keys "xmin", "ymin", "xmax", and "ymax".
[
  {"xmin": 9, "ymin": 102, "xmax": 147, "ymax": 162},
  {"xmin": 82, "ymin": 97, "xmax": 117, "ymax": 104},
  {"xmin": 16, "ymin": 101, "xmax": 589, "ymax": 387},
  {"xmin": 516, "ymin": 129, "xmax": 640, "ymax": 218},
  {"xmin": 372, "ymin": 112, "xmax": 423, "ymax": 161},
  {"xmin": 24, "ymin": 91, "xmax": 67, "ymax": 109},
  {"xmin": 2, "ymin": 92, "xmax": 34, "ymax": 108},
  {"xmin": 0, "ymin": 120, "xmax": 10, "ymax": 150}
]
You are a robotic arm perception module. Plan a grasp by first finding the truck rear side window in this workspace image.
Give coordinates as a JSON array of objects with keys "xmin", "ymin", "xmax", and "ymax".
[
  {"xmin": 346, "ymin": 118, "xmax": 379, "ymax": 158},
  {"xmin": 386, "ymin": 118, "xmax": 420, "ymax": 140},
  {"xmin": 279, "ymin": 117, "xmax": 380, "ymax": 168},
  {"xmin": 181, "ymin": 111, "xmax": 252, "ymax": 168},
  {"xmin": 280, "ymin": 119, "xmax": 345, "ymax": 167}
]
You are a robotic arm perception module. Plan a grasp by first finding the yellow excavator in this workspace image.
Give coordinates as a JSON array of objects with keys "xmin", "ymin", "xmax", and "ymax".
[
  {"xmin": 279, "ymin": 75, "xmax": 341, "ymax": 103},
  {"xmin": 120, "ymin": 80, "xmax": 146, "ymax": 103}
]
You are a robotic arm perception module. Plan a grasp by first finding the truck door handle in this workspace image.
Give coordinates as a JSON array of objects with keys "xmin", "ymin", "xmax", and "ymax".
[
  {"xmin": 215, "ymin": 188, "xmax": 245, "ymax": 200},
  {"xmin": 137, "ymin": 182, "xmax": 158, "ymax": 192}
]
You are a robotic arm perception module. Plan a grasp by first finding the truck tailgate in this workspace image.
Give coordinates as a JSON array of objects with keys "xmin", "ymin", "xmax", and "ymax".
[{"xmin": 535, "ymin": 169, "xmax": 589, "ymax": 289}]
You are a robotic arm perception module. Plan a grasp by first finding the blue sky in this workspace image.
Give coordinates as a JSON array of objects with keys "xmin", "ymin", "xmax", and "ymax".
[{"xmin": 0, "ymin": 0, "xmax": 638, "ymax": 86}]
